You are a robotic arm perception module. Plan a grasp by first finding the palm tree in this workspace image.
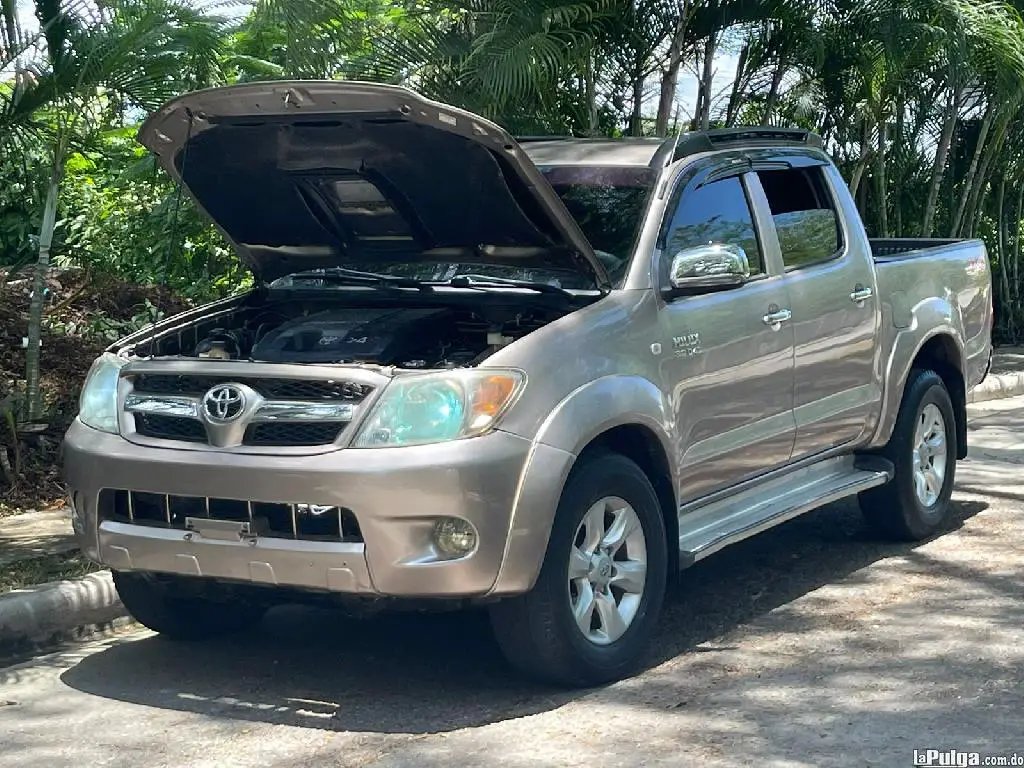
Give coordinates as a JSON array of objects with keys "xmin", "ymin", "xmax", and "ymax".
[{"xmin": 1, "ymin": 0, "xmax": 227, "ymax": 420}]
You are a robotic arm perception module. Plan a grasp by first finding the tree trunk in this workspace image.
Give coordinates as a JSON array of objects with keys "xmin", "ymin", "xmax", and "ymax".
[
  {"xmin": 654, "ymin": 2, "xmax": 693, "ymax": 137},
  {"xmin": 849, "ymin": 117, "xmax": 872, "ymax": 200},
  {"xmin": 691, "ymin": 56, "xmax": 704, "ymax": 133},
  {"xmin": 965, "ymin": 113, "xmax": 1010, "ymax": 238},
  {"xmin": 893, "ymin": 93, "xmax": 905, "ymax": 236},
  {"xmin": 762, "ymin": 58, "xmax": 785, "ymax": 126},
  {"xmin": 996, "ymin": 175, "xmax": 1010, "ymax": 333},
  {"xmin": 584, "ymin": 51, "xmax": 598, "ymax": 136},
  {"xmin": 875, "ymin": 113, "xmax": 889, "ymax": 237},
  {"xmin": 2, "ymin": 0, "xmax": 17, "ymax": 55},
  {"xmin": 1014, "ymin": 182, "xmax": 1023, "ymax": 334},
  {"xmin": 725, "ymin": 40, "xmax": 749, "ymax": 128},
  {"xmin": 26, "ymin": 149, "xmax": 64, "ymax": 421},
  {"xmin": 923, "ymin": 87, "xmax": 961, "ymax": 237},
  {"xmin": 950, "ymin": 104, "xmax": 995, "ymax": 237},
  {"xmin": 629, "ymin": 67, "xmax": 644, "ymax": 137},
  {"xmin": 697, "ymin": 34, "xmax": 716, "ymax": 130}
]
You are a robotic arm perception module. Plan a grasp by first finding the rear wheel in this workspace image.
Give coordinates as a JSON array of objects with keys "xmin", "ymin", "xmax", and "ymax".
[
  {"xmin": 489, "ymin": 451, "xmax": 668, "ymax": 688},
  {"xmin": 113, "ymin": 570, "xmax": 266, "ymax": 640},
  {"xmin": 859, "ymin": 368, "xmax": 957, "ymax": 541}
]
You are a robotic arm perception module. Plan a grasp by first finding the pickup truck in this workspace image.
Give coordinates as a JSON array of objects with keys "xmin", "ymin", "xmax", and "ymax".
[{"xmin": 63, "ymin": 81, "xmax": 994, "ymax": 688}]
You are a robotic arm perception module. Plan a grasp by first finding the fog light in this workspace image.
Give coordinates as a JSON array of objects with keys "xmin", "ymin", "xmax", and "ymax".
[{"xmin": 433, "ymin": 517, "xmax": 478, "ymax": 558}]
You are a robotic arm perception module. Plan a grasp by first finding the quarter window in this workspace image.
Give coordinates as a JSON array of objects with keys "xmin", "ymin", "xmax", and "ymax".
[
  {"xmin": 756, "ymin": 166, "xmax": 842, "ymax": 269},
  {"xmin": 663, "ymin": 176, "xmax": 764, "ymax": 275}
]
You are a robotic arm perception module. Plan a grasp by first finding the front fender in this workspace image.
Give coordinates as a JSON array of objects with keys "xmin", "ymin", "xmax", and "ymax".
[
  {"xmin": 532, "ymin": 374, "xmax": 676, "ymax": 459},
  {"xmin": 488, "ymin": 375, "xmax": 676, "ymax": 595}
]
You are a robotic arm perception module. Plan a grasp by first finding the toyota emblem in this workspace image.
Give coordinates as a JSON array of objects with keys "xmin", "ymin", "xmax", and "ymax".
[{"xmin": 202, "ymin": 384, "xmax": 246, "ymax": 422}]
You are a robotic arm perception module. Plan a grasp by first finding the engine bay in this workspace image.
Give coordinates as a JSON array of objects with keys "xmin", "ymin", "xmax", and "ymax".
[{"xmin": 130, "ymin": 297, "xmax": 572, "ymax": 369}]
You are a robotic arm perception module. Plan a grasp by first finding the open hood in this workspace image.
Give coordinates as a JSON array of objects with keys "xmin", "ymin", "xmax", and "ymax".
[{"xmin": 138, "ymin": 81, "xmax": 611, "ymax": 289}]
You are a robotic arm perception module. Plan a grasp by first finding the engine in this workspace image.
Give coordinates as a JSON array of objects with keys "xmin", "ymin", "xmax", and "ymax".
[
  {"xmin": 250, "ymin": 308, "xmax": 448, "ymax": 364},
  {"xmin": 187, "ymin": 304, "xmax": 553, "ymax": 368}
]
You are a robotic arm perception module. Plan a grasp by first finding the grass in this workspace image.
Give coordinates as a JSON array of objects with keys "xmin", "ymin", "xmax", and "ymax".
[{"xmin": 1, "ymin": 551, "xmax": 99, "ymax": 593}]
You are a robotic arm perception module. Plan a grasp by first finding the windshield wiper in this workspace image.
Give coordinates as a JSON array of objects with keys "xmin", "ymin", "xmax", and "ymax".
[
  {"xmin": 445, "ymin": 274, "xmax": 575, "ymax": 298},
  {"xmin": 283, "ymin": 268, "xmax": 433, "ymax": 291}
]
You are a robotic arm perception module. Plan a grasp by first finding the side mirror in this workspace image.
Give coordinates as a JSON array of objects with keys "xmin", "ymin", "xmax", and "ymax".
[{"xmin": 663, "ymin": 243, "xmax": 750, "ymax": 298}]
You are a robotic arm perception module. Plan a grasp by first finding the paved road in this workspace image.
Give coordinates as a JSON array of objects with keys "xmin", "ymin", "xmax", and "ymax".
[{"xmin": 4, "ymin": 397, "xmax": 1024, "ymax": 768}]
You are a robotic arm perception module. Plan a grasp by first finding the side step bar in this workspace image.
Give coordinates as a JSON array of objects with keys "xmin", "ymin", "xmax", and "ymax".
[{"xmin": 678, "ymin": 455, "xmax": 894, "ymax": 568}]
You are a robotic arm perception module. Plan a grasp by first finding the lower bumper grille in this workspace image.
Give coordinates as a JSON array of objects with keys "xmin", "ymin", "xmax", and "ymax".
[{"xmin": 99, "ymin": 489, "xmax": 362, "ymax": 543}]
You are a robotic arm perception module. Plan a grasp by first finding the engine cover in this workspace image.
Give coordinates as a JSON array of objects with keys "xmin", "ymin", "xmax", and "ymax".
[{"xmin": 250, "ymin": 307, "xmax": 447, "ymax": 364}]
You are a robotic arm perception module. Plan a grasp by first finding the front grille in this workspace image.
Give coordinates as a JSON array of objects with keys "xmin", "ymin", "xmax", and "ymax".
[
  {"xmin": 244, "ymin": 422, "xmax": 346, "ymax": 446},
  {"xmin": 132, "ymin": 374, "xmax": 372, "ymax": 402},
  {"xmin": 133, "ymin": 414, "xmax": 347, "ymax": 447},
  {"xmin": 135, "ymin": 414, "xmax": 207, "ymax": 442},
  {"xmin": 99, "ymin": 489, "xmax": 363, "ymax": 543}
]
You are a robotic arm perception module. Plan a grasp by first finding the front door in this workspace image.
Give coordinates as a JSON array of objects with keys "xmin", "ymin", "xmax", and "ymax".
[
  {"xmin": 658, "ymin": 171, "xmax": 796, "ymax": 505},
  {"xmin": 748, "ymin": 161, "xmax": 880, "ymax": 460}
]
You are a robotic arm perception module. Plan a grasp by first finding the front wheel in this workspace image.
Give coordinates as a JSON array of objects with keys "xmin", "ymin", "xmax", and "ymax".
[
  {"xmin": 489, "ymin": 451, "xmax": 668, "ymax": 688},
  {"xmin": 859, "ymin": 368, "xmax": 958, "ymax": 541}
]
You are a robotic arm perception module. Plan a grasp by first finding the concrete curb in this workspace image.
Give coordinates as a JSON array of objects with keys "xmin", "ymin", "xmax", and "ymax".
[
  {"xmin": 969, "ymin": 372, "xmax": 1024, "ymax": 404},
  {"xmin": 0, "ymin": 570, "xmax": 129, "ymax": 659}
]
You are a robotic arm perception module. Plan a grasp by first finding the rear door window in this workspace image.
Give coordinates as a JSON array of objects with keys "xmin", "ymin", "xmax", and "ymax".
[{"xmin": 756, "ymin": 166, "xmax": 843, "ymax": 269}]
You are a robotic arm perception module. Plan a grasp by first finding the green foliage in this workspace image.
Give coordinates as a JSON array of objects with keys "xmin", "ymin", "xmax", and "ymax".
[
  {"xmin": 57, "ymin": 147, "xmax": 244, "ymax": 301},
  {"xmin": 5, "ymin": 0, "xmax": 1024, "ymax": 346}
]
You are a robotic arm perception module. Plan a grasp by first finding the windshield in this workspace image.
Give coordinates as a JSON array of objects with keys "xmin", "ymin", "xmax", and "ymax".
[
  {"xmin": 270, "ymin": 164, "xmax": 655, "ymax": 291},
  {"xmin": 539, "ymin": 165, "xmax": 656, "ymax": 284}
]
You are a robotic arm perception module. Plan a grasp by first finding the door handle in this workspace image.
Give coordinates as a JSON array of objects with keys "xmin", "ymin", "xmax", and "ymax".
[
  {"xmin": 850, "ymin": 285, "xmax": 874, "ymax": 304},
  {"xmin": 762, "ymin": 308, "xmax": 793, "ymax": 328}
]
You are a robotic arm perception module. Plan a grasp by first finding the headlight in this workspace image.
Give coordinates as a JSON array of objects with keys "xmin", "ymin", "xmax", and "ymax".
[
  {"xmin": 352, "ymin": 368, "xmax": 526, "ymax": 448},
  {"xmin": 78, "ymin": 353, "xmax": 125, "ymax": 434}
]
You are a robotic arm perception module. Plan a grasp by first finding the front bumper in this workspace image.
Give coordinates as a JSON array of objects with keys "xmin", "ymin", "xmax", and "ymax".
[{"xmin": 63, "ymin": 420, "xmax": 575, "ymax": 598}]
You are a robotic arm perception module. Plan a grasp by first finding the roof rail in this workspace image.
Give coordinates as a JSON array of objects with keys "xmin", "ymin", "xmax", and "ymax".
[
  {"xmin": 650, "ymin": 135, "xmax": 681, "ymax": 169},
  {"xmin": 672, "ymin": 127, "xmax": 823, "ymax": 162}
]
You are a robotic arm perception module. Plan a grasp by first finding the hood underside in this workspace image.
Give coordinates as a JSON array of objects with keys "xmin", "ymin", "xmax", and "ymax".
[{"xmin": 138, "ymin": 81, "xmax": 610, "ymax": 288}]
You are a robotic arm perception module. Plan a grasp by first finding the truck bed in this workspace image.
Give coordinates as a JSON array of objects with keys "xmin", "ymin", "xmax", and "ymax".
[
  {"xmin": 869, "ymin": 238, "xmax": 973, "ymax": 261},
  {"xmin": 870, "ymin": 236, "xmax": 992, "ymax": 395}
]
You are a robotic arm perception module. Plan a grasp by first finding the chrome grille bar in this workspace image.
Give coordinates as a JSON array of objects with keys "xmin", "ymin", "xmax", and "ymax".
[
  {"xmin": 124, "ymin": 394, "xmax": 355, "ymax": 423},
  {"xmin": 124, "ymin": 394, "xmax": 198, "ymax": 418},
  {"xmin": 251, "ymin": 402, "xmax": 355, "ymax": 421}
]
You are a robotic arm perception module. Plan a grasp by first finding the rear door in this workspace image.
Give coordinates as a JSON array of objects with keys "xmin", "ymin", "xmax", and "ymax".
[
  {"xmin": 657, "ymin": 162, "xmax": 797, "ymax": 504},
  {"xmin": 746, "ymin": 157, "xmax": 880, "ymax": 460}
]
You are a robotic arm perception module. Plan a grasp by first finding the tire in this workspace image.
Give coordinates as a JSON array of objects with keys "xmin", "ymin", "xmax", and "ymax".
[
  {"xmin": 113, "ymin": 570, "xmax": 266, "ymax": 641},
  {"xmin": 858, "ymin": 368, "xmax": 957, "ymax": 541},
  {"xmin": 489, "ymin": 451, "xmax": 668, "ymax": 688}
]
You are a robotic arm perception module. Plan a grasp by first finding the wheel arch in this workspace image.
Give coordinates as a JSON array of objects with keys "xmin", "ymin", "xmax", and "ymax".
[
  {"xmin": 576, "ymin": 424, "xmax": 679, "ymax": 576},
  {"xmin": 871, "ymin": 329, "xmax": 968, "ymax": 460},
  {"xmin": 909, "ymin": 334, "xmax": 967, "ymax": 459},
  {"xmin": 489, "ymin": 375, "xmax": 678, "ymax": 596}
]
